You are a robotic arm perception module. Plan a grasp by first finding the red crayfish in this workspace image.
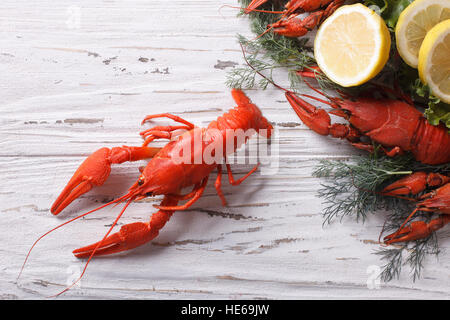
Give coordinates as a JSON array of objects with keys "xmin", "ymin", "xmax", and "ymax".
[
  {"xmin": 21, "ymin": 89, "xmax": 272, "ymax": 293},
  {"xmin": 287, "ymin": 81, "xmax": 450, "ymax": 165},
  {"xmin": 285, "ymin": 78, "xmax": 450, "ymax": 243},
  {"xmin": 381, "ymin": 172, "xmax": 450, "ymax": 244},
  {"xmin": 244, "ymin": 0, "xmax": 345, "ymax": 37}
]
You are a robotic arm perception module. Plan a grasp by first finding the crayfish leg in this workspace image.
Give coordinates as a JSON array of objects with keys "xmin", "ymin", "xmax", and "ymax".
[
  {"xmin": 141, "ymin": 113, "xmax": 195, "ymax": 129},
  {"xmin": 154, "ymin": 177, "xmax": 209, "ymax": 211},
  {"xmin": 215, "ymin": 165, "xmax": 227, "ymax": 206}
]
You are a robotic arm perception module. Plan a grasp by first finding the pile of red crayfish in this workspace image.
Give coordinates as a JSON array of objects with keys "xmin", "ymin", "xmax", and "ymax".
[
  {"xmin": 239, "ymin": 39, "xmax": 450, "ymax": 245},
  {"xmin": 285, "ymin": 74, "xmax": 450, "ymax": 244},
  {"xmin": 244, "ymin": 0, "xmax": 345, "ymax": 37}
]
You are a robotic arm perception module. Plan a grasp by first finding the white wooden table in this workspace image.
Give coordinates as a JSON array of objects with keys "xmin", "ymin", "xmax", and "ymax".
[{"xmin": 1, "ymin": 0, "xmax": 449, "ymax": 299}]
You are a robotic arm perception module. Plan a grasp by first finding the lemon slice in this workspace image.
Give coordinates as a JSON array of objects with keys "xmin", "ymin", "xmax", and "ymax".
[
  {"xmin": 314, "ymin": 4, "xmax": 391, "ymax": 87},
  {"xmin": 418, "ymin": 19, "xmax": 450, "ymax": 104},
  {"xmin": 396, "ymin": 0, "xmax": 450, "ymax": 68}
]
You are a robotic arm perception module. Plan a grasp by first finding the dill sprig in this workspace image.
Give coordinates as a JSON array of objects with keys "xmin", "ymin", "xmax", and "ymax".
[
  {"xmin": 376, "ymin": 246, "xmax": 404, "ymax": 282},
  {"xmin": 313, "ymin": 152, "xmax": 415, "ymax": 224},
  {"xmin": 314, "ymin": 151, "xmax": 449, "ymax": 281},
  {"xmin": 376, "ymin": 233, "xmax": 440, "ymax": 282}
]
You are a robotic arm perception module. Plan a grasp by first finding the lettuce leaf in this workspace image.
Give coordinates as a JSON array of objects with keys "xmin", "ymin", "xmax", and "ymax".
[
  {"xmin": 425, "ymin": 103, "xmax": 450, "ymax": 129},
  {"xmin": 398, "ymin": 65, "xmax": 450, "ymax": 130},
  {"xmin": 364, "ymin": 0, "xmax": 414, "ymax": 28}
]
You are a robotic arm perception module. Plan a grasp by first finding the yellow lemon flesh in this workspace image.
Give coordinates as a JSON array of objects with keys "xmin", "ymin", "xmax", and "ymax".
[
  {"xmin": 314, "ymin": 4, "xmax": 391, "ymax": 87},
  {"xmin": 418, "ymin": 19, "xmax": 450, "ymax": 104},
  {"xmin": 396, "ymin": 0, "xmax": 450, "ymax": 68}
]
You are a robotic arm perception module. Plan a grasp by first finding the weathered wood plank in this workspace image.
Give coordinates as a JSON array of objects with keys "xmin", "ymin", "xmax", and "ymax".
[{"xmin": 1, "ymin": 0, "xmax": 449, "ymax": 299}]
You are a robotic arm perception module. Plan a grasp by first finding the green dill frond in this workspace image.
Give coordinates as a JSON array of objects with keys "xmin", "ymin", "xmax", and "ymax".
[
  {"xmin": 313, "ymin": 152, "xmax": 416, "ymax": 223},
  {"xmin": 376, "ymin": 233, "xmax": 440, "ymax": 282},
  {"xmin": 225, "ymin": 48, "xmax": 277, "ymax": 89},
  {"xmin": 314, "ymin": 151, "xmax": 448, "ymax": 282},
  {"xmin": 407, "ymin": 234, "xmax": 440, "ymax": 282},
  {"xmin": 376, "ymin": 246, "xmax": 404, "ymax": 282}
]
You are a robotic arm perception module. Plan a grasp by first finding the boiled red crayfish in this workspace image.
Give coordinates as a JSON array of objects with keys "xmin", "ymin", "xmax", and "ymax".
[
  {"xmin": 286, "ymin": 83, "xmax": 450, "ymax": 165},
  {"xmin": 21, "ymin": 89, "xmax": 272, "ymax": 293},
  {"xmin": 285, "ymin": 80, "xmax": 450, "ymax": 244},
  {"xmin": 381, "ymin": 172, "xmax": 450, "ymax": 244},
  {"xmin": 244, "ymin": 0, "xmax": 345, "ymax": 37}
]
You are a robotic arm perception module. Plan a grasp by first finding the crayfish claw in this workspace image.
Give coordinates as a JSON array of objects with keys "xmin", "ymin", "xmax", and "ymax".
[
  {"xmin": 51, "ymin": 148, "xmax": 113, "ymax": 215},
  {"xmin": 270, "ymin": 18, "xmax": 307, "ymax": 37},
  {"xmin": 51, "ymin": 179, "xmax": 95, "ymax": 216},
  {"xmin": 381, "ymin": 172, "xmax": 428, "ymax": 197},
  {"xmin": 272, "ymin": 11, "xmax": 324, "ymax": 37},
  {"xmin": 51, "ymin": 146, "xmax": 160, "ymax": 215},
  {"xmin": 73, "ymin": 222, "xmax": 156, "ymax": 258},
  {"xmin": 383, "ymin": 221, "xmax": 430, "ymax": 244},
  {"xmin": 285, "ymin": 91, "xmax": 331, "ymax": 136}
]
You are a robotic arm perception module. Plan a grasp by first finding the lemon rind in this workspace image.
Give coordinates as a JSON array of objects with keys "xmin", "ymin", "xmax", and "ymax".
[
  {"xmin": 395, "ymin": 0, "xmax": 450, "ymax": 68},
  {"xmin": 419, "ymin": 20, "xmax": 450, "ymax": 104}
]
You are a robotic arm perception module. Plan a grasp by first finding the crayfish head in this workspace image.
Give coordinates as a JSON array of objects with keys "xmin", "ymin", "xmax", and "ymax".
[
  {"xmin": 338, "ymin": 97, "xmax": 390, "ymax": 134},
  {"xmin": 129, "ymin": 157, "xmax": 185, "ymax": 198},
  {"xmin": 137, "ymin": 174, "xmax": 153, "ymax": 196},
  {"xmin": 128, "ymin": 172, "xmax": 156, "ymax": 200}
]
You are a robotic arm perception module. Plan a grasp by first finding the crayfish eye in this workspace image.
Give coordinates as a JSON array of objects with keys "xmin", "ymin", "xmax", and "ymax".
[{"xmin": 138, "ymin": 176, "xmax": 145, "ymax": 186}]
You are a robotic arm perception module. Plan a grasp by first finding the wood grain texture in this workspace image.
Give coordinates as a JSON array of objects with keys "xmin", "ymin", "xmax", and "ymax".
[{"xmin": 1, "ymin": 0, "xmax": 449, "ymax": 299}]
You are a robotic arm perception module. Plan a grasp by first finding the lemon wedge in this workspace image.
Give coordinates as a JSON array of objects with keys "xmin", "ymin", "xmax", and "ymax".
[
  {"xmin": 418, "ymin": 19, "xmax": 450, "ymax": 104},
  {"xmin": 396, "ymin": 0, "xmax": 450, "ymax": 68},
  {"xmin": 314, "ymin": 4, "xmax": 391, "ymax": 87}
]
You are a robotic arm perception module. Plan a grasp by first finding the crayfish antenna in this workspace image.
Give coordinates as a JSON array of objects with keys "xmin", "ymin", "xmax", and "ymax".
[
  {"xmin": 50, "ymin": 196, "xmax": 136, "ymax": 298},
  {"xmin": 301, "ymin": 77, "xmax": 332, "ymax": 99},
  {"xmin": 239, "ymin": 42, "xmax": 291, "ymax": 93},
  {"xmin": 72, "ymin": 195, "xmax": 179, "ymax": 259},
  {"xmin": 17, "ymin": 192, "xmax": 132, "ymax": 282},
  {"xmin": 300, "ymin": 93, "xmax": 333, "ymax": 106},
  {"xmin": 254, "ymin": 24, "xmax": 275, "ymax": 40},
  {"xmin": 242, "ymin": 0, "xmax": 270, "ymax": 14},
  {"xmin": 218, "ymin": 4, "xmax": 284, "ymax": 14}
]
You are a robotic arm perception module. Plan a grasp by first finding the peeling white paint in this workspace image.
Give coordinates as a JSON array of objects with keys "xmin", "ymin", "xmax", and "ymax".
[{"xmin": 1, "ymin": 0, "xmax": 449, "ymax": 299}]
